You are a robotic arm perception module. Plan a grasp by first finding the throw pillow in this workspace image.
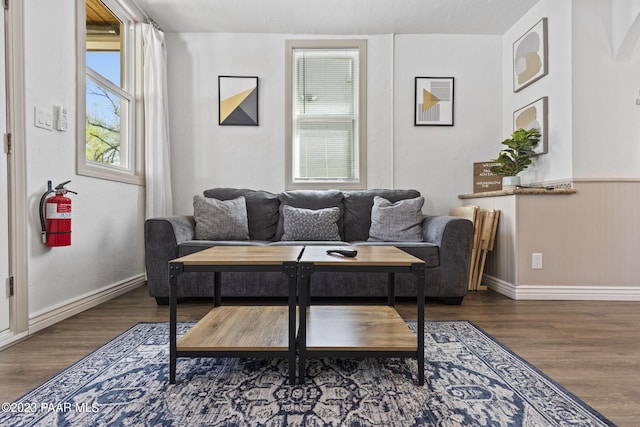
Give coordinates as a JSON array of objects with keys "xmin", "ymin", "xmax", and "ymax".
[
  {"xmin": 275, "ymin": 190, "xmax": 344, "ymax": 240},
  {"xmin": 193, "ymin": 195, "xmax": 250, "ymax": 240},
  {"xmin": 281, "ymin": 205, "xmax": 341, "ymax": 241},
  {"xmin": 368, "ymin": 196, "xmax": 425, "ymax": 242},
  {"xmin": 203, "ymin": 188, "xmax": 280, "ymax": 241},
  {"xmin": 342, "ymin": 189, "xmax": 421, "ymax": 241}
]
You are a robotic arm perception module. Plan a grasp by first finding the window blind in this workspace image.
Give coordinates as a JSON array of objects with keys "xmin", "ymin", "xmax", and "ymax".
[{"xmin": 292, "ymin": 48, "xmax": 359, "ymax": 182}]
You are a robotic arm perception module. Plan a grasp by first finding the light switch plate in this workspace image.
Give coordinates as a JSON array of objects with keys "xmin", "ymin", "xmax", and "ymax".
[{"xmin": 35, "ymin": 106, "xmax": 53, "ymax": 131}]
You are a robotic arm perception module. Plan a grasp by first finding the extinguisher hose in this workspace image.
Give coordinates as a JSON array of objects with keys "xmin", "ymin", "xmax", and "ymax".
[{"xmin": 39, "ymin": 181, "xmax": 53, "ymax": 244}]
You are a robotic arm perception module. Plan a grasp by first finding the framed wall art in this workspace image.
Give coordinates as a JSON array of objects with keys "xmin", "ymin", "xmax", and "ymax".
[
  {"xmin": 513, "ymin": 17, "xmax": 548, "ymax": 92},
  {"xmin": 218, "ymin": 76, "xmax": 259, "ymax": 126},
  {"xmin": 414, "ymin": 77, "xmax": 454, "ymax": 126},
  {"xmin": 513, "ymin": 96, "xmax": 548, "ymax": 155}
]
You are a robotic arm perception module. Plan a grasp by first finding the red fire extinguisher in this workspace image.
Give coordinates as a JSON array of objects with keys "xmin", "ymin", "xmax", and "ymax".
[{"xmin": 39, "ymin": 180, "xmax": 77, "ymax": 247}]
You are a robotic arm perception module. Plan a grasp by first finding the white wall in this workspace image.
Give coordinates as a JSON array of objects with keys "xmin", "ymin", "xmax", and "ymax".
[
  {"xmin": 502, "ymin": 0, "xmax": 574, "ymax": 185},
  {"xmin": 166, "ymin": 32, "xmax": 503, "ymax": 216},
  {"xmin": 393, "ymin": 34, "xmax": 503, "ymax": 214},
  {"xmin": 571, "ymin": 0, "xmax": 640, "ymax": 178},
  {"xmin": 166, "ymin": 33, "xmax": 396, "ymax": 215},
  {"xmin": 474, "ymin": 0, "xmax": 640, "ymax": 300},
  {"xmin": 24, "ymin": 1, "xmax": 145, "ymax": 320}
]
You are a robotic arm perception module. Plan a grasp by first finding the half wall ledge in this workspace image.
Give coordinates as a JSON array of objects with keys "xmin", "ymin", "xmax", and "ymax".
[{"xmin": 458, "ymin": 188, "xmax": 576, "ymax": 199}]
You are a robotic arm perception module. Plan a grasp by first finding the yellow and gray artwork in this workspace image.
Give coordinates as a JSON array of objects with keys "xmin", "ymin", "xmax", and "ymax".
[
  {"xmin": 219, "ymin": 76, "xmax": 259, "ymax": 126},
  {"xmin": 414, "ymin": 77, "xmax": 454, "ymax": 126}
]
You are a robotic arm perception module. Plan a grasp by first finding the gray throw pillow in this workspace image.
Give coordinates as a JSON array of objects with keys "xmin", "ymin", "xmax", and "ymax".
[
  {"xmin": 203, "ymin": 188, "xmax": 279, "ymax": 241},
  {"xmin": 193, "ymin": 195, "xmax": 250, "ymax": 240},
  {"xmin": 368, "ymin": 196, "xmax": 425, "ymax": 242},
  {"xmin": 281, "ymin": 205, "xmax": 341, "ymax": 241}
]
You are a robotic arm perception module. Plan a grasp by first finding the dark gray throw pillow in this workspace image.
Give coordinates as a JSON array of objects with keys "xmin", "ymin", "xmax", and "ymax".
[
  {"xmin": 368, "ymin": 196, "xmax": 425, "ymax": 242},
  {"xmin": 281, "ymin": 205, "xmax": 341, "ymax": 241},
  {"xmin": 193, "ymin": 195, "xmax": 250, "ymax": 240}
]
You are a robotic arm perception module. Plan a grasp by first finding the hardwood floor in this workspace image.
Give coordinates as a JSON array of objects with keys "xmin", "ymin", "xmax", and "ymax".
[{"xmin": 0, "ymin": 285, "xmax": 638, "ymax": 426}]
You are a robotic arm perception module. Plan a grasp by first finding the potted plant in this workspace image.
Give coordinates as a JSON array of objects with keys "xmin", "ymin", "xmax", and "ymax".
[{"xmin": 490, "ymin": 128, "xmax": 541, "ymax": 189}]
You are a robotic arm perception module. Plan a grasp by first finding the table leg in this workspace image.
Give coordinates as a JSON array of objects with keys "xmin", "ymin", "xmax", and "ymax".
[
  {"xmin": 214, "ymin": 271, "xmax": 221, "ymax": 307},
  {"xmin": 286, "ymin": 263, "xmax": 297, "ymax": 385},
  {"xmin": 414, "ymin": 264, "xmax": 425, "ymax": 386},
  {"xmin": 169, "ymin": 263, "xmax": 180, "ymax": 384},
  {"xmin": 298, "ymin": 264, "xmax": 312, "ymax": 384},
  {"xmin": 387, "ymin": 273, "xmax": 395, "ymax": 306}
]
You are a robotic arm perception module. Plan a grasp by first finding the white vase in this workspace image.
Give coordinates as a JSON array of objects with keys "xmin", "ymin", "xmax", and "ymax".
[{"xmin": 502, "ymin": 176, "xmax": 521, "ymax": 190}]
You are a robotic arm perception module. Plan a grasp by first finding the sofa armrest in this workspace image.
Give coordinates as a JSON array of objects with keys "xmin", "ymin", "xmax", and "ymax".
[
  {"xmin": 144, "ymin": 216, "xmax": 195, "ymax": 298},
  {"xmin": 421, "ymin": 215, "xmax": 473, "ymax": 298}
]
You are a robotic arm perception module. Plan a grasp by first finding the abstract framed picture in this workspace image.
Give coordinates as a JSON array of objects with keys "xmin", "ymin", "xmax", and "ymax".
[
  {"xmin": 513, "ymin": 96, "xmax": 548, "ymax": 155},
  {"xmin": 513, "ymin": 17, "xmax": 548, "ymax": 92},
  {"xmin": 218, "ymin": 76, "xmax": 259, "ymax": 126},
  {"xmin": 414, "ymin": 77, "xmax": 454, "ymax": 126}
]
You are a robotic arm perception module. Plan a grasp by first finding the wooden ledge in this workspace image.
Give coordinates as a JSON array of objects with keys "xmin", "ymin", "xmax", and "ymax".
[{"xmin": 459, "ymin": 187, "xmax": 576, "ymax": 199}]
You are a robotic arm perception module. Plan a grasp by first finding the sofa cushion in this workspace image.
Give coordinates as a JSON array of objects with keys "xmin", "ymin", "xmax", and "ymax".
[
  {"xmin": 343, "ymin": 189, "xmax": 421, "ymax": 241},
  {"xmin": 203, "ymin": 188, "xmax": 280, "ymax": 241},
  {"xmin": 281, "ymin": 206, "xmax": 341, "ymax": 241},
  {"xmin": 276, "ymin": 190, "xmax": 344, "ymax": 240},
  {"xmin": 193, "ymin": 195, "xmax": 250, "ymax": 240},
  {"xmin": 368, "ymin": 196, "xmax": 424, "ymax": 242}
]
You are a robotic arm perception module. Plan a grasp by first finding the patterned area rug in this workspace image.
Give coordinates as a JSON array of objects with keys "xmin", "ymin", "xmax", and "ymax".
[{"xmin": 1, "ymin": 321, "xmax": 614, "ymax": 427}]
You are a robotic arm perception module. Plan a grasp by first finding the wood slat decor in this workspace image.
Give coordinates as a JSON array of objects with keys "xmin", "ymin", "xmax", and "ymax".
[{"xmin": 450, "ymin": 206, "xmax": 500, "ymax": 291}]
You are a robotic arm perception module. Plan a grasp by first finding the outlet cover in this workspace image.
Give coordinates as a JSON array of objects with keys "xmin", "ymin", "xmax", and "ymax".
[{"xmin": 532, "ymin": 253, "xmax": 543, "ymax": 269}]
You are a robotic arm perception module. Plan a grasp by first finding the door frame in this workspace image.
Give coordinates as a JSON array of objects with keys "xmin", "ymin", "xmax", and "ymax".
[{"xmin": 0, "ymin": 0, "xmax": 28, "ymax": 349}]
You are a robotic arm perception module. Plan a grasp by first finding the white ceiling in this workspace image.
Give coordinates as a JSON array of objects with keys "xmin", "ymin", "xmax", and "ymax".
[{"xmin": 132, "ymin": 0, "xmax": 540, "ymax": 35}]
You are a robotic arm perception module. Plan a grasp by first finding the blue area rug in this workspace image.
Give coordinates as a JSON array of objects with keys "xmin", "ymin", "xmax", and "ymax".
[{"xmin": 1, "ymin": 321, "xmax": 614, "ymax": 426}]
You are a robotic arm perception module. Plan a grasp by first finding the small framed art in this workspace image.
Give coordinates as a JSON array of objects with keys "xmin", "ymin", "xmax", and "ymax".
[
  {"xmin": 513, "ymin": 18, "xmax": 548, "ymax": 92},
  {"xmin": 513, "ymin": 96, "xmax": 548, "ymax": 155},
  {"xmin": 218, "ymin": 76, "xmax": 259, "ymax": 126},
  {"xmin": 414, "ymin": 77, "xmax": 454, "ymax": 126}
]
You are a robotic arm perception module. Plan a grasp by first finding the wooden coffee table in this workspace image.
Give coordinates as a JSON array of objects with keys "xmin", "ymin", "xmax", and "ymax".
[
  {"xmin": 298, "ymin": 245, "xmax": 425, "ymax": 385},
  {"xmin": 168, "ymin": 245, "xmax": 303, "ymax": 385},
  {"xmin": 168, "ymin": 245, "xmax": 426, "ymax": 386}
]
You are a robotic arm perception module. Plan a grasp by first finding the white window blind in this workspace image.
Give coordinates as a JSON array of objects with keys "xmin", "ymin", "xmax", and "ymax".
[{"xmin": 291, "ymin": 47, "xmax": 361, "ymax": 184}]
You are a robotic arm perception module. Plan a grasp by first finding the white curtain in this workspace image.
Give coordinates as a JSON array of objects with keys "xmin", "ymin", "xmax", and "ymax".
[{"xmin": 142, "ymin": 23, "xmax": 173, "ymax": 218}]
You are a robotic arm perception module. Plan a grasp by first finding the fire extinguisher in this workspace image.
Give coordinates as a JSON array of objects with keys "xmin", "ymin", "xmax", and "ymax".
[{"xmin": 39, "ymin": 180, "xmax": 77, "ymax": 247}]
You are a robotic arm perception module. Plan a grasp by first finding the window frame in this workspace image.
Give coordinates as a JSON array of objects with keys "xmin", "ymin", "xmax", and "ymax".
[
  {"xmin": 285, "ymin": 39, "xmax": 367, "ymax": 190},
  {"xmin": 77, "ymin": 0, "xmax": 144, "ymax": 185}
]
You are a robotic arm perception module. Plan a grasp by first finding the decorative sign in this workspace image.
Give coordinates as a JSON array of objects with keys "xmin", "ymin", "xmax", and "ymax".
[{"xmin": 473, "ymin": 162, "xmax": 502, "ymax": 193}]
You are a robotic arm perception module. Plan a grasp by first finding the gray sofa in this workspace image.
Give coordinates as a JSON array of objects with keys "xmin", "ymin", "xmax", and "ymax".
[{"xmin": 144, "ymin": 188, "xmax": 473, "ymax": 305}]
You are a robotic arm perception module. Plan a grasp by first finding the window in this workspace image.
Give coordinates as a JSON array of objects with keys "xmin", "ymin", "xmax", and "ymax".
[
  {"xmin": 78, "ymin": 0, "xmax": 143, "ymax": 184},
  {"xmin": 285, "ymin": 40, "xmax": 367, "ymax": 189}
]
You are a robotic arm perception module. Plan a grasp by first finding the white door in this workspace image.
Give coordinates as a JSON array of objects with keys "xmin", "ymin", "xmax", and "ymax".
[{"xmin": 0, "ymin": 5, "xmax": 11, "ymax": 335}]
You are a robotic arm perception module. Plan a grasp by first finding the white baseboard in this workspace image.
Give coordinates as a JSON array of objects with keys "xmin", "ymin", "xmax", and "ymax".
[
  {"xmin": 483, "ymin": 275, "xmax": 640, "ymax": 301},
  {"xmin": 0, "ymin": 329, "xmax": 29, "ymax": 351},
  {"xmin": 28, "ymin": 275, "xmax": 146, "ymax": 334}
]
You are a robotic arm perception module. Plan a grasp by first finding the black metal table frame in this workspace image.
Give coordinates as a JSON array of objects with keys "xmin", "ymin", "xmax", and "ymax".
[
  {"xmin": 169, "ymin": 261, "xmax": 299, "ymax": 385},
  {"xmin": 297, "ymin": 262, "xmax": 426, "ymax": 386}
]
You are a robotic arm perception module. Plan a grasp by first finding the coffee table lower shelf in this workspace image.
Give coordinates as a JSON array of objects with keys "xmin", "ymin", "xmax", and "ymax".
[
  {"xmin": 177, "ymin": 306, "xmax": 292, "ymax": 355},
  {"xmin": 304, "ymin": 305, "xmax": 417, "ymax": 355}
]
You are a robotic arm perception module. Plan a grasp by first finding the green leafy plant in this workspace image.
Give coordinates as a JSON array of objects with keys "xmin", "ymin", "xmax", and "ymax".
[{"xmin": 490, "ymin": 128, "xmax": 541, "ymax": 177}]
